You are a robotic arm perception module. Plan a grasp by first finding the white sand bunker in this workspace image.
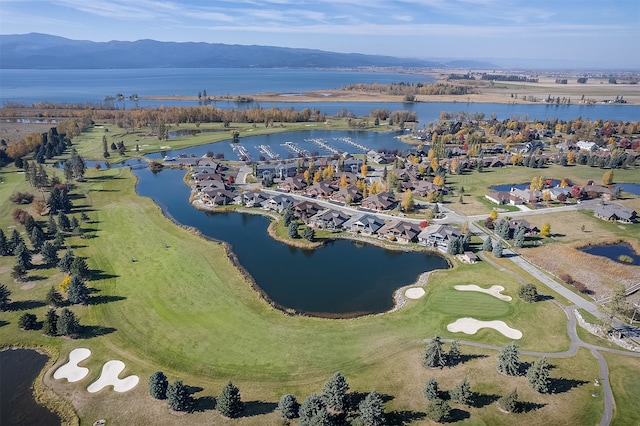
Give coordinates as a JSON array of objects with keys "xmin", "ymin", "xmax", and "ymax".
[
  {"xmin": 405, "ymin": 287, "xmax": 426, "ymax": 299},
  {"xmin": 454, "ymin": 284, "xmax": 512, "ymax": 301},
  {"xmin": 87, "ymin": 360, "xmax": 139, "ymax": 393},
  {"xmin": 447, "ymin": 317, "xmax": 522, "ymax": 339},
  {"xmin": 53, "ymin": 348, "xmax": 91, "ymax": 382}
]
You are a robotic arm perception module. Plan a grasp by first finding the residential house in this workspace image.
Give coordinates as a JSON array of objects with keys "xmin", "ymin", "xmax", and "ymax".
[
  {"xmin": 330, "ymin": 186, "xmax": 362, "ymax": 204},
  {"xmin": 235, "ymin": 190, "xmax": 269, "ymax": 207},
  {"xmin": 163, "ymin": 154, "xmax": 199, "ymax": 167},
  {"xmin": 293, "ymin": 200, "xmax": 322, "ymax": 221},
  {"xmin": 308, "ymin": 209, "xmax": 350, "ymax": 230},
  {"xmin": 485, "ymin": 191, "xmax": 522, "ymax": 206},
  {"xmin": 593, "ymin": 202, "xmax": 637, "ymax": 223},
  {"xmin": 510, "ymin": 188, "xmax": 542, "ymax": 204},
  {"xmin": 377, "ymin": 219, "xmax": 421, "ymax": 243},
  {"xmin": 305, "ymin": 181, "xmax": 338, "ymax": 198},
  {"xmin": 361, "ymin": 192, "xmax": 397, "ymax": 211},
  {"xmin": 342, "ymin": 214, "xmax": 385, "ymax": 236},
  {"xmin": 460, "ymin": 251, "xmax": 478, "ymax": 264},
  {"xmin": 582, "ymin": 185, "xmax": 613, "ymax": 200},
  {"xmin": 201, "ymin": 188, "xmax": 235, "ymax": 206},
  {"xmin": 278, "ymin": 176, "xmax": 307, "ymax": 192},
  {"xmin": 262, "ymin": 194, "xmax": 295, "ymax": 213},
  {"xmin": 508, "ymin": 219, "xmax": 539, "ymax": 235},
  {"xmin": 418, "ymin": 224, "xmax": 460, "ymax": 252}
]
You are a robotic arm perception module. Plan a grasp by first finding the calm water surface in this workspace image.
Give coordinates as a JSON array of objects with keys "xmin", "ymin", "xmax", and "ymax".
[
  {"xmin": 581, "ymin": 243, "xmax": 640, "ymax": 265},
  {"xmin": 0, "ymin": 349, "xmax": 60, "ymax": 425},
  {"xmin": 2, "ymin": 68, "xmax": 638, "ymax": 123},
  {"xmin": 133, "ymin": 166, "xmax": 448, "ymax": 315}
]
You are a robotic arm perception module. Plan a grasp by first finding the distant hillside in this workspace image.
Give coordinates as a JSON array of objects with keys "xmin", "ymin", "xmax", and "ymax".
[{"xmin": 0, "ymin": 33, "xmax": 494, "ymax": 70}]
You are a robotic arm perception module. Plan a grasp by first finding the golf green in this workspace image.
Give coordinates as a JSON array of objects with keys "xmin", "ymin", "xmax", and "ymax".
[{"xmin": 428, "ymin": 287, "xmax": 513, "ymax": 318}]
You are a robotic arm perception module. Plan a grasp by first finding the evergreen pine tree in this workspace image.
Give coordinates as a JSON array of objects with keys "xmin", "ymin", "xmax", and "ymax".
[
  {"xmin": 450, "ymin": 378, "xmax": 472, "ymax": 406},
  {"xmin": 0, "ymin": 284, "xmax": 11, "ymax": 311},
  {"xmin": 44, "ymin": 308, "xmax": 58, "ymax": 335},
  {"xmin": 70, "ymin": 257, "xmax": 90, "ymax": 279},
  {"xmin": 497, "ymin": 388, "xmax": 518, "ymax": 413},
  {"xmin": 423, "ymin": 377, "xmax": 439, "ymax": 401},
  {"xmin": 492, "ymin": 240, "xmax": 503, "ymax": 258},
  {"xmin": 277, "ymin": 394, "xmax": 300, "ymax": 420},
  {"xmin": 47, "ymin": 215, "xmax": 57, "ymax": 237},
  {"xmin": 526, "ymin": 357, "xmax": 550, "ymax": 393},
  {"xmin": 322, "ymin": 371, "xmax": 350, "ymax": 414},
  {"xmin": 148, "ymin": 371, "xmax": 169, "ymax": 399},
  {"xmin": 57, "ymin": 308, "xmax": 79, "ymax": 337},
  {"xmin": 358, "ymin": 390, "xmax": 385, "ymax": 426},
  {"xmin": 14, "ymin": 241, "xmax": 32, "ymax": 270},
  {"xmin": 57, "ymin": 212, "xmax": 71, "ymax": 232},
  {"xmin": 482, "ymin": 237, "xmax": 493, "ymax": 252},
  {"xmin": 497, "ymin": 342, "xmax": 520, "ymax": 376},
  {"xmin": 0, "ymin": 229, "xmax": 10, "ymax": 256},
  {"xmin": 58, "ymin": 249, "xmax": 74, "ymax": 273},
  {"xmin": 298, "ymin": 394, "xmax": 328, "ymax": 426},
  {"xmin": 18, "ymin": 312, "xmax": 38, "ymax": 330},
  {"xmin": 288, "ymin": 221, "xmax": 299, "ymax": 239},
  {"xmin": 217, "ymin": 381, "xmax": 243, "ymax": 418},
  {"xmin": 9, "ymin": 229, "xmax": 24, "ymax": 254},
  {"xmin": 448, "ymin": 340, "xmax": 461, "ymax": 367},
  {"xmin": 166, "ymin": 380, "xmax": 193, "ymax": 412},
  {"xmin": 40, "ymin": 241, "xmax": 58, "ymax": 265},
  {"xmin": 423, "ymin": 336, "xmax": 447, "ymax": 368},
  {"xmin": 45, "ymin": 286, "xmax": 64, "ymax": 307},
  {"xmin": 425, "ymin": 398, "xmax": 450, "ymax": 423},
  {"xmin": 67, "ymin": 275, "xmax": 90, "ymax": 305}
]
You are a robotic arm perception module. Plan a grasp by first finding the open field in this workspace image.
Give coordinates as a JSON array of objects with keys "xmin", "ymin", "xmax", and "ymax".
[{"xmin": 1, "ymin": 119, "xmax": 639, "ymax": 424}]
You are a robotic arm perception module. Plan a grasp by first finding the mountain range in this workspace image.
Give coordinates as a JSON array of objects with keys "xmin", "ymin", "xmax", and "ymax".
[{"xmin": 0, "ymin": 33, "xmax": 495, "ymax": 69}]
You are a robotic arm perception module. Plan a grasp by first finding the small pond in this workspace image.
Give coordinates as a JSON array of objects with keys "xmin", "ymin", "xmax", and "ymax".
[
  {"xmin": 132, "ymin": 166, "xmax": 449, "ymax": 316},
  {"xmin": 0, "ymin": 349, "xmax": 60, "ymax": 425},
  {"xmin": 489, "ymin": 179, "xmax": 561, "ymax": 192},
  {"xmin": 614, "ymin": 183, "xmax": 640, "ymax": 196},
  {"xmin": 580, "ymin": 243, "xmax": 640, "ymax": 265}
]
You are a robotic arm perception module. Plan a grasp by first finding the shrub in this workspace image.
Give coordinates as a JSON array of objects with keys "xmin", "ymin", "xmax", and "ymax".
[
  {"xmin": 10, "ymin": 192, "xmax": 34, "ymax": 205},
  {"xmin": 148, "ymin": 371, "xmax": 169, "ymax": 400},
  {"xmin": 18, "ymin": 312, "xmax": 38, "ymax": 330}
]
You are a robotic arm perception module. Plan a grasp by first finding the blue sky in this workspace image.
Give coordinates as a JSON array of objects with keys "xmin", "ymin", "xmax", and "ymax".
[{"xmin": 1, "ymin": 0, "xmax": 639, "ymax": 68}]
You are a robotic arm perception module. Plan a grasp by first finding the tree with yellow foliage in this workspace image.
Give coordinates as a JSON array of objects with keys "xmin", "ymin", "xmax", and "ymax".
[
  {"xmin": 338, "ymin": 174, "xmax": 349, "ymax": 188},
  {"xmin": 303, "ymin": 169, "xmax": 310, "ymax": 184},
  {"xmin": 322, "ymin": 164, "xmax": 335, "ymax": 181},
  {"xmin": 313, "ymin": 171, "xmax": 322, "ymax": 183},
  {"xmin": 540, "ymin": 223, "xmax": 551, "ymax": 237},
  {"xmin": 59, "ymin": 274, "xmax": 71, "ymax": 293},
  {"xmin": 433, "ymin": 175, "xmax": 444, "ymax": 187},
  {"xmin": 401, "ymin": 190, "xmax": 415, "ymax": 212},
  {"xmin": 431, "ymin": 158, "xmax": 439, "ymax": 172},
  {"xmin": 361, "ymin": 164, "xmax": 368, "ymax": 177},
  {"xmin": 369, "ymin": 181, "xmax": 382, "ymax": 195},
  {"xmin": 602, "ymin": 170, "xmax": 614, "ymax": 186},
  {"xmin": 490, "ymin": 209, "xmax": 499, "ymax": 220}
]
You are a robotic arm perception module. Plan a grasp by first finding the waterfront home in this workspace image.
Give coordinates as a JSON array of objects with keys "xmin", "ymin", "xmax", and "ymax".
[
  {"xmin": 342, "ymin": 214, "xmax": 385, "ymax": 236},
  {"xmin": 582, "ymin": 185, "xmax": 613, "ymax": 200},
  {"xmin": 235, "ymin": 190, "xmax": 269, "ymax": 207},
  {"xmin": 201, "ymin": 188, "xmax": 235, "ymax": 206},
  {"xmin": 485, "ymin": 191, "xmax": 523, "ymax": 206},
  {"xmin": 293, "ymin": 200, "xmax": 322, "ymax": 221},
  {"xmin": 308, "ymin": 209, "xmax": 350, "ymax": 230},
  {"xmin": 510, "ymin": 188, "xmax": 542, "ymax": 204},
  {"xmin": 418, "ymin": 224, "xmax": 460, "ymax": 252},
  {"xmin": 592, "ymin": 202, "xmax": 637, "ymax": 223},
  {"xmin": 377, "ymin": 219, "xmax": 421, "ymax": 243},
  {"xmin": 361, "ymin": 192, "xmax": 397, "ymax": 211},
  {"xmin": 163, "ymin": 154, "xmax": 199, "ymax": 166},
  {"xmin": 260, "ymin": 194, "xmax": 295, "ymax": 213},
  {"xmin": 257, "ymin": 162, "xmax": 298, "ymax": 180}
]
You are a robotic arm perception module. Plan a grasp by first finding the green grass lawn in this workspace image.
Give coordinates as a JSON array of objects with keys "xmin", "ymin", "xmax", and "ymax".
[
  {"xmin": 1, "ymin": 124, "xmax": 638, "ymax": 424},
  {"xmin": 603, "ymin": 352, "xmax": 640, "ymax": 426}
]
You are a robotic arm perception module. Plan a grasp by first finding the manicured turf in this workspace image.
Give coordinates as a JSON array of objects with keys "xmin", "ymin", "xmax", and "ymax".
[{"xmin": 427, "ymin": 286, "xmax": 513, "ymax": 318}]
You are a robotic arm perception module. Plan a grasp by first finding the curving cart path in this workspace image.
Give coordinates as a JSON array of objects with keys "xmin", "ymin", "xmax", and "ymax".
[{"xmin": 445, "ymin": 251, "xmax": 639, "ymax": 426}]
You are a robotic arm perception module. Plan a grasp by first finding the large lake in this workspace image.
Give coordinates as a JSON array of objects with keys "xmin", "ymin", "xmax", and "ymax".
[
  {"xmin": 132, "ymin": 164, "xmax": 448, "ymax": 316},
  {"xmin": 2, "ymin": 68, "xmax": 639, "ymax": 123}
]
